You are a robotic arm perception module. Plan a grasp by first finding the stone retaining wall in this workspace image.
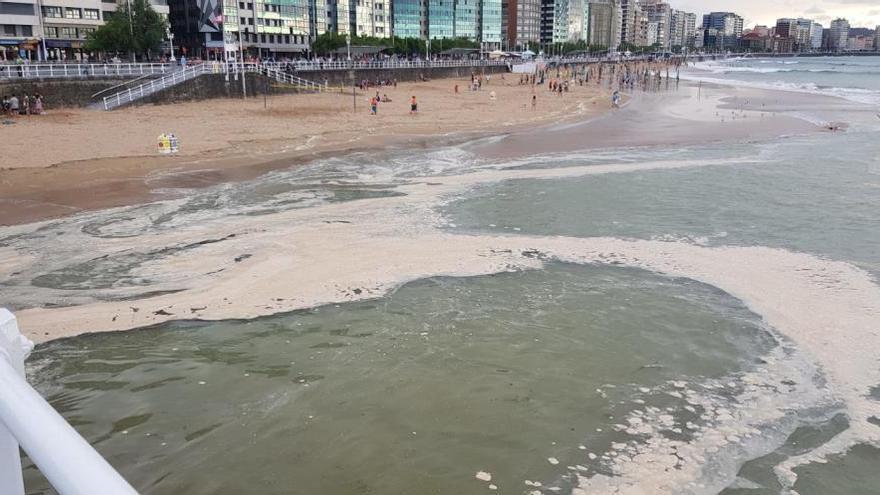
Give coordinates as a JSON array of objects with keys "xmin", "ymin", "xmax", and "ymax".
[{"xmin": 0, "ymin": 65, "xmax": 512, "ymax": 109}]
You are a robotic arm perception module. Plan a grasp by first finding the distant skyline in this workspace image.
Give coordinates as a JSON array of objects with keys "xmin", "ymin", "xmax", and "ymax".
[{"xmin": 672, "ymin": 0, "xmax": 880, "ymax": 29}]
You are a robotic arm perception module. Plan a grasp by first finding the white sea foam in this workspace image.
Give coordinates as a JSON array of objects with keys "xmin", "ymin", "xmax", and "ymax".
[
  {"xmin": 9, "ymin": 107, "xmax": 880, "ymax": 493},
  {"xmin": 680, "ymin": 72, "xmax": 880, "ymax": 106}
]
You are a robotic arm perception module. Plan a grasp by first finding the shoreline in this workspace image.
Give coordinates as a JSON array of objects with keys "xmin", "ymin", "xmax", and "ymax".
[
  {"xmin": 3, "ymin": 79, "xmax": 840, "ymax": 344},
  {"xmin": 0, "ymin": 74, "xmax": 613, "ymax": 226},
  {"xmin": 8, "ymin": 64, "xmax": 880, "ymax": 495}
]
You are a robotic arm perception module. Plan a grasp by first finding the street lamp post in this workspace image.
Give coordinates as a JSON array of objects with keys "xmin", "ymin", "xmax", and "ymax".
[
  {"xmin": 238, "ymin": 28, "xmax": 246, "ymax": 97},
  {"xmin": 167, "ymin": 29, "xmax": 176, "ymax": 62},
  {"xmin": 347, "ymin": 33, "xmax": 354, "ymax": 113}
]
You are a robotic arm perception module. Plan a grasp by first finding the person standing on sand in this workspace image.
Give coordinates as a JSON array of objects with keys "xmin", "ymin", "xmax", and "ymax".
[
  {"xmin": 8, "ymin": 94, "xmax": 19, "ymax": 116},
  {"xmin": 410, "ymin": 95, "xmax": 418, "ymax": 115},
  {"xmin": 370, "ymin": 96, "xmax": 378, "ymax": 115},
  {"xmin": 531, "ymin": 95, "xmax": 536, "ymax": 111},
  {"xmin": 33, "ymin": 94, "xmax": 43, "ymax": 115}
]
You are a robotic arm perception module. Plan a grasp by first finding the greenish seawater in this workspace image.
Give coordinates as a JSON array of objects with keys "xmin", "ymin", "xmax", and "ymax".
[{"xmin": 25, "ymin": 264, "xmax": 772, "ymax": 494}]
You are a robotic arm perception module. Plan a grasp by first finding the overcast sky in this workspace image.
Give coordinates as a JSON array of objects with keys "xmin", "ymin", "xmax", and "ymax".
[{"xmin": 672, "ymin": 0, "xmax": 880, "ymax": 29}]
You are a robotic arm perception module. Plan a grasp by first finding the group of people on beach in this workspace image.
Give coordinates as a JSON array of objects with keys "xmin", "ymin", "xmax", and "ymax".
[
  {"xmin": 2, "ymin": 93, "xmax": 43, "ymax": 116},
  {"xmin": 366, "ymin": 90, "xmax": 416, "ymax": 116}
]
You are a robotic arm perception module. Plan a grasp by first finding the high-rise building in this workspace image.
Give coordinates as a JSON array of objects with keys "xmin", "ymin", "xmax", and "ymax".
[
  {"xmin": 541, "ymin": 0, "xmax": 589, "ymax": 44},
  {"xmin": 390, "ymin": 0, "xmax": 497, "ymax": 44},
  {"xmin": 701, "ymin": 11, "xmax": 742, "ymax": 50},
  {"xmin": 454, "ymin": 0, "xmax": 479, "ymax": 39},
  {"xmin": 641, "ymin": 0, "xmax": 670, "ymax": 50},
  {"xmin": 774, "ymin": 18, "xmax": 797, "ymax": 39},
  {"xmin": 670, "ymin": 9, "xmax": 695, "ymax": 48},
  {"xmin": 392, "ymin": 0, "xmax": 427, "ymax": 39},
  {"xmin": 171, "ymin": 0, "xmax": 316, "ymax": 58},
  {"xmin": 618, "ymin": 0, "xmax": 639, "ymax": 45},
  {"xmin": 539, "ymin": 0, "xmax": 554, "ymax": 43},
  {"xmin": 587, "ymin": 0, "xmax": 616, "ymax": 48},
  {"xmin": 829, "ymin": 18, "xmax": 849, "ymax": 51},
  {"xmin": 428, "ymin": 0, "xmax": 454, "ymax": 38},
  {"xmin": 503, "ymin": 0, "xmax": 541, "ymax": 48},
  {"xmin": 810, "ymin": 22, "xmax": 824, "ymax": 50},
  {"xmin": 480, "ymin": 0, "xmax": 502, "ymax": 46},
  {"xmin": 702, "ymin": 11, "xmax": 742, "ymax": 37},
  {"xmin": 328, "ymin": 0, "xmax": 354, "ymax": 35}
]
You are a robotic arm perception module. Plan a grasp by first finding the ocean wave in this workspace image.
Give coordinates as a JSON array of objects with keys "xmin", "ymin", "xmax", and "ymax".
[
  {"xmin": 693, "ymin": 61, "xmax": 880, "ymax": 76},
  {"xmin": 679, "ymin": 73, "xmax": 880, "ymax": 106}
]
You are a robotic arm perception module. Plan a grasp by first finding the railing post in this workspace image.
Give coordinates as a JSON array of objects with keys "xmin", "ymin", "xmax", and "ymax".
[
  {"xmin": 0, "ymin": 309, "xmax": 138, "ymax": 494},
  {"xmin": 0, "ymin": 309, "xmax": 32, "ymax": 495}
]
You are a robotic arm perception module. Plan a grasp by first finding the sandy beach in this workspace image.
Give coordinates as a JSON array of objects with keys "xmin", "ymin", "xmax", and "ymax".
[
  {"xmin": 3, "ymin": 76, "xmax": 841, "ymax": 342},
  {"xmin": 10, "ymin": 54, "xmax": 880, "ymax": 495},
  {"xmin": 0, "ymin": 74, "xmax": 610, "ymax": 225}
]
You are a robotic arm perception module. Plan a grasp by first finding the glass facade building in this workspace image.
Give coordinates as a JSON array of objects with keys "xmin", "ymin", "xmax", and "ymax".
[
  {"xmin": 392, "ymin": 0, "xmax": 425, "ymax": 39},
  {"xmin": 480, "ymin": 0, "xmax": 502, "ymax": 44},
  {"xmin": 454, "ymin": 0, "xmax": 478, "ymax": 39},
  {"xmin": 428, "ymin": 0, "xmax": 455, "ymax": 38}
]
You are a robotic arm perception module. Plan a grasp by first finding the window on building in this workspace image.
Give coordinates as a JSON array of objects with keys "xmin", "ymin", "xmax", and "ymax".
[
  {"xmin": 239, "ymin": 1, "xmax": 244, "ymax": 8},
  {"xmin": 102, "ymin": 10, "xmax": 114, "ymax": 19},
  {"xmin": 260, "ymin": 34, "xmax": 266, "ymax": 43},
  {"xmin": 65, "ymin": 8, "xmax": 82, "ymax": 19},
  {"xmin": 43, "ymin": 6, "xmax": 63, "ymax": 18},
  {"xmin": 84, "ymin": 9, "xmax": 99, "ymax": 20},
  {"xmin": 61, "ymin": 26, "xmax": 77, "ymax": 38},
  {"xmin": 248, "ymin": 17, "xmax": 253, "ymax": 25},
  {"xmin": 20, "ymin": 25, "xmax": 31, "ymax": 36},
  {"xmin": 2, "ymin": 25, "xmax": 15, "ymax": 36},
  {"xmin": 246, "ymin": 3, "xmax": 252, "ymax": 9},
  {"xmin": 79, "ymin": 27, "xmax": 95, "ymax": 38},
  {"xmin": 240, "ymin": 16, "xmax": 245, "ymax": 24},
  {"xmin": 44, "ymin": 26, "xmax": 59, "ymax": 38},
  {"xmin": 284, "ymin": 35, "xmax": 290, "ymax": 44}
]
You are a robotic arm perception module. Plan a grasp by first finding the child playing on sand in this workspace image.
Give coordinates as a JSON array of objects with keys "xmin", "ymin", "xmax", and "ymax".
[{"xmin": 410, "ymin": 96, "xmax": 417, "ymax": 115}]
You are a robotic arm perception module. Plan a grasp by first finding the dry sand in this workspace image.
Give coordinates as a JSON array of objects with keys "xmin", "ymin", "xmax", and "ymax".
[{"xmin": 0, "ymin": 75, "xmax": 609, "ymax": 225}]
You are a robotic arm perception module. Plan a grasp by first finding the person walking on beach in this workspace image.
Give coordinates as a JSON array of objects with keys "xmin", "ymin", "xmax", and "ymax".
[
  {"xmin": 531, "ymin": 95, "xmax": 537, "ymax": 111},
  {"xmin": 410, "ymin": 95, "xmax": 418, "ymax": 115},
  {"xmin": 8, "ymin": 94, "xmax": 19, "ymax": 116},
  {"xmin": 370, "ymin": 96, "xmax": 378, "ymax": 115}
]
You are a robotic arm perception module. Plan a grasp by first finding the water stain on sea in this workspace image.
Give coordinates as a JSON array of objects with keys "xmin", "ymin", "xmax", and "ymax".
[{"xmin": 24, "ymin": 263, "xmax": 777, "ymax": 494}]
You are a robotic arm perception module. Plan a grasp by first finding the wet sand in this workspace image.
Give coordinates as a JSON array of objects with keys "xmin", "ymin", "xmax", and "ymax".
[
  {"xmin": 472, "ymin": 83, "xmax": 829, "ymax": 160},
  {"xmin": 5, "ymin": 80, "xmax": 832, "ymax": 342},
  {"xmin": 0, "ymin": 75, "xmax": 609, "ymax": 226}
]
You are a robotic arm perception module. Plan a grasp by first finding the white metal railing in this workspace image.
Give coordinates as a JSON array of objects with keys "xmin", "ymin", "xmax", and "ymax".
[
  {"xmin": 1, "ymin": 54, "xmax": 700, "ymax": 81},
  {"xmin": 257, "ymin": 65, "xmax": 324, "ymax": 92},
  {"xmin": 0, "ymin": 63, "xmax": 173, "ymax": 80},
  {"xmin": 0, "ymin": 309, "xmax": 138, "ymax": 495},
  {"xmin": 102, "ymin": 63, "xmax": 210, "ymax": 110},
  {"xmin": 270, "ymin": 59, "xmax": 511, "ymax": 71}
]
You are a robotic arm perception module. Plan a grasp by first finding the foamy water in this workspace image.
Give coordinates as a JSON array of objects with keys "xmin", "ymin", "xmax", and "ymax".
[
  {"xmin": 685, "ymin": 56, "xmax": 880, "ymax": 106},
  {"xmin": 4, "ymin": 73, "xmax": 880, "ymax": 494}
]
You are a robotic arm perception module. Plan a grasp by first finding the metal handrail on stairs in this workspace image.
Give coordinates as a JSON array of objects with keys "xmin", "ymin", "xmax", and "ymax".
[
  {"xmin": 257, "ymin": 66, "xmax": 325, "ymax": 92},
  {"xmin": 102, "ymin": 64, "xmax": 209, "ymax": 110}
]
